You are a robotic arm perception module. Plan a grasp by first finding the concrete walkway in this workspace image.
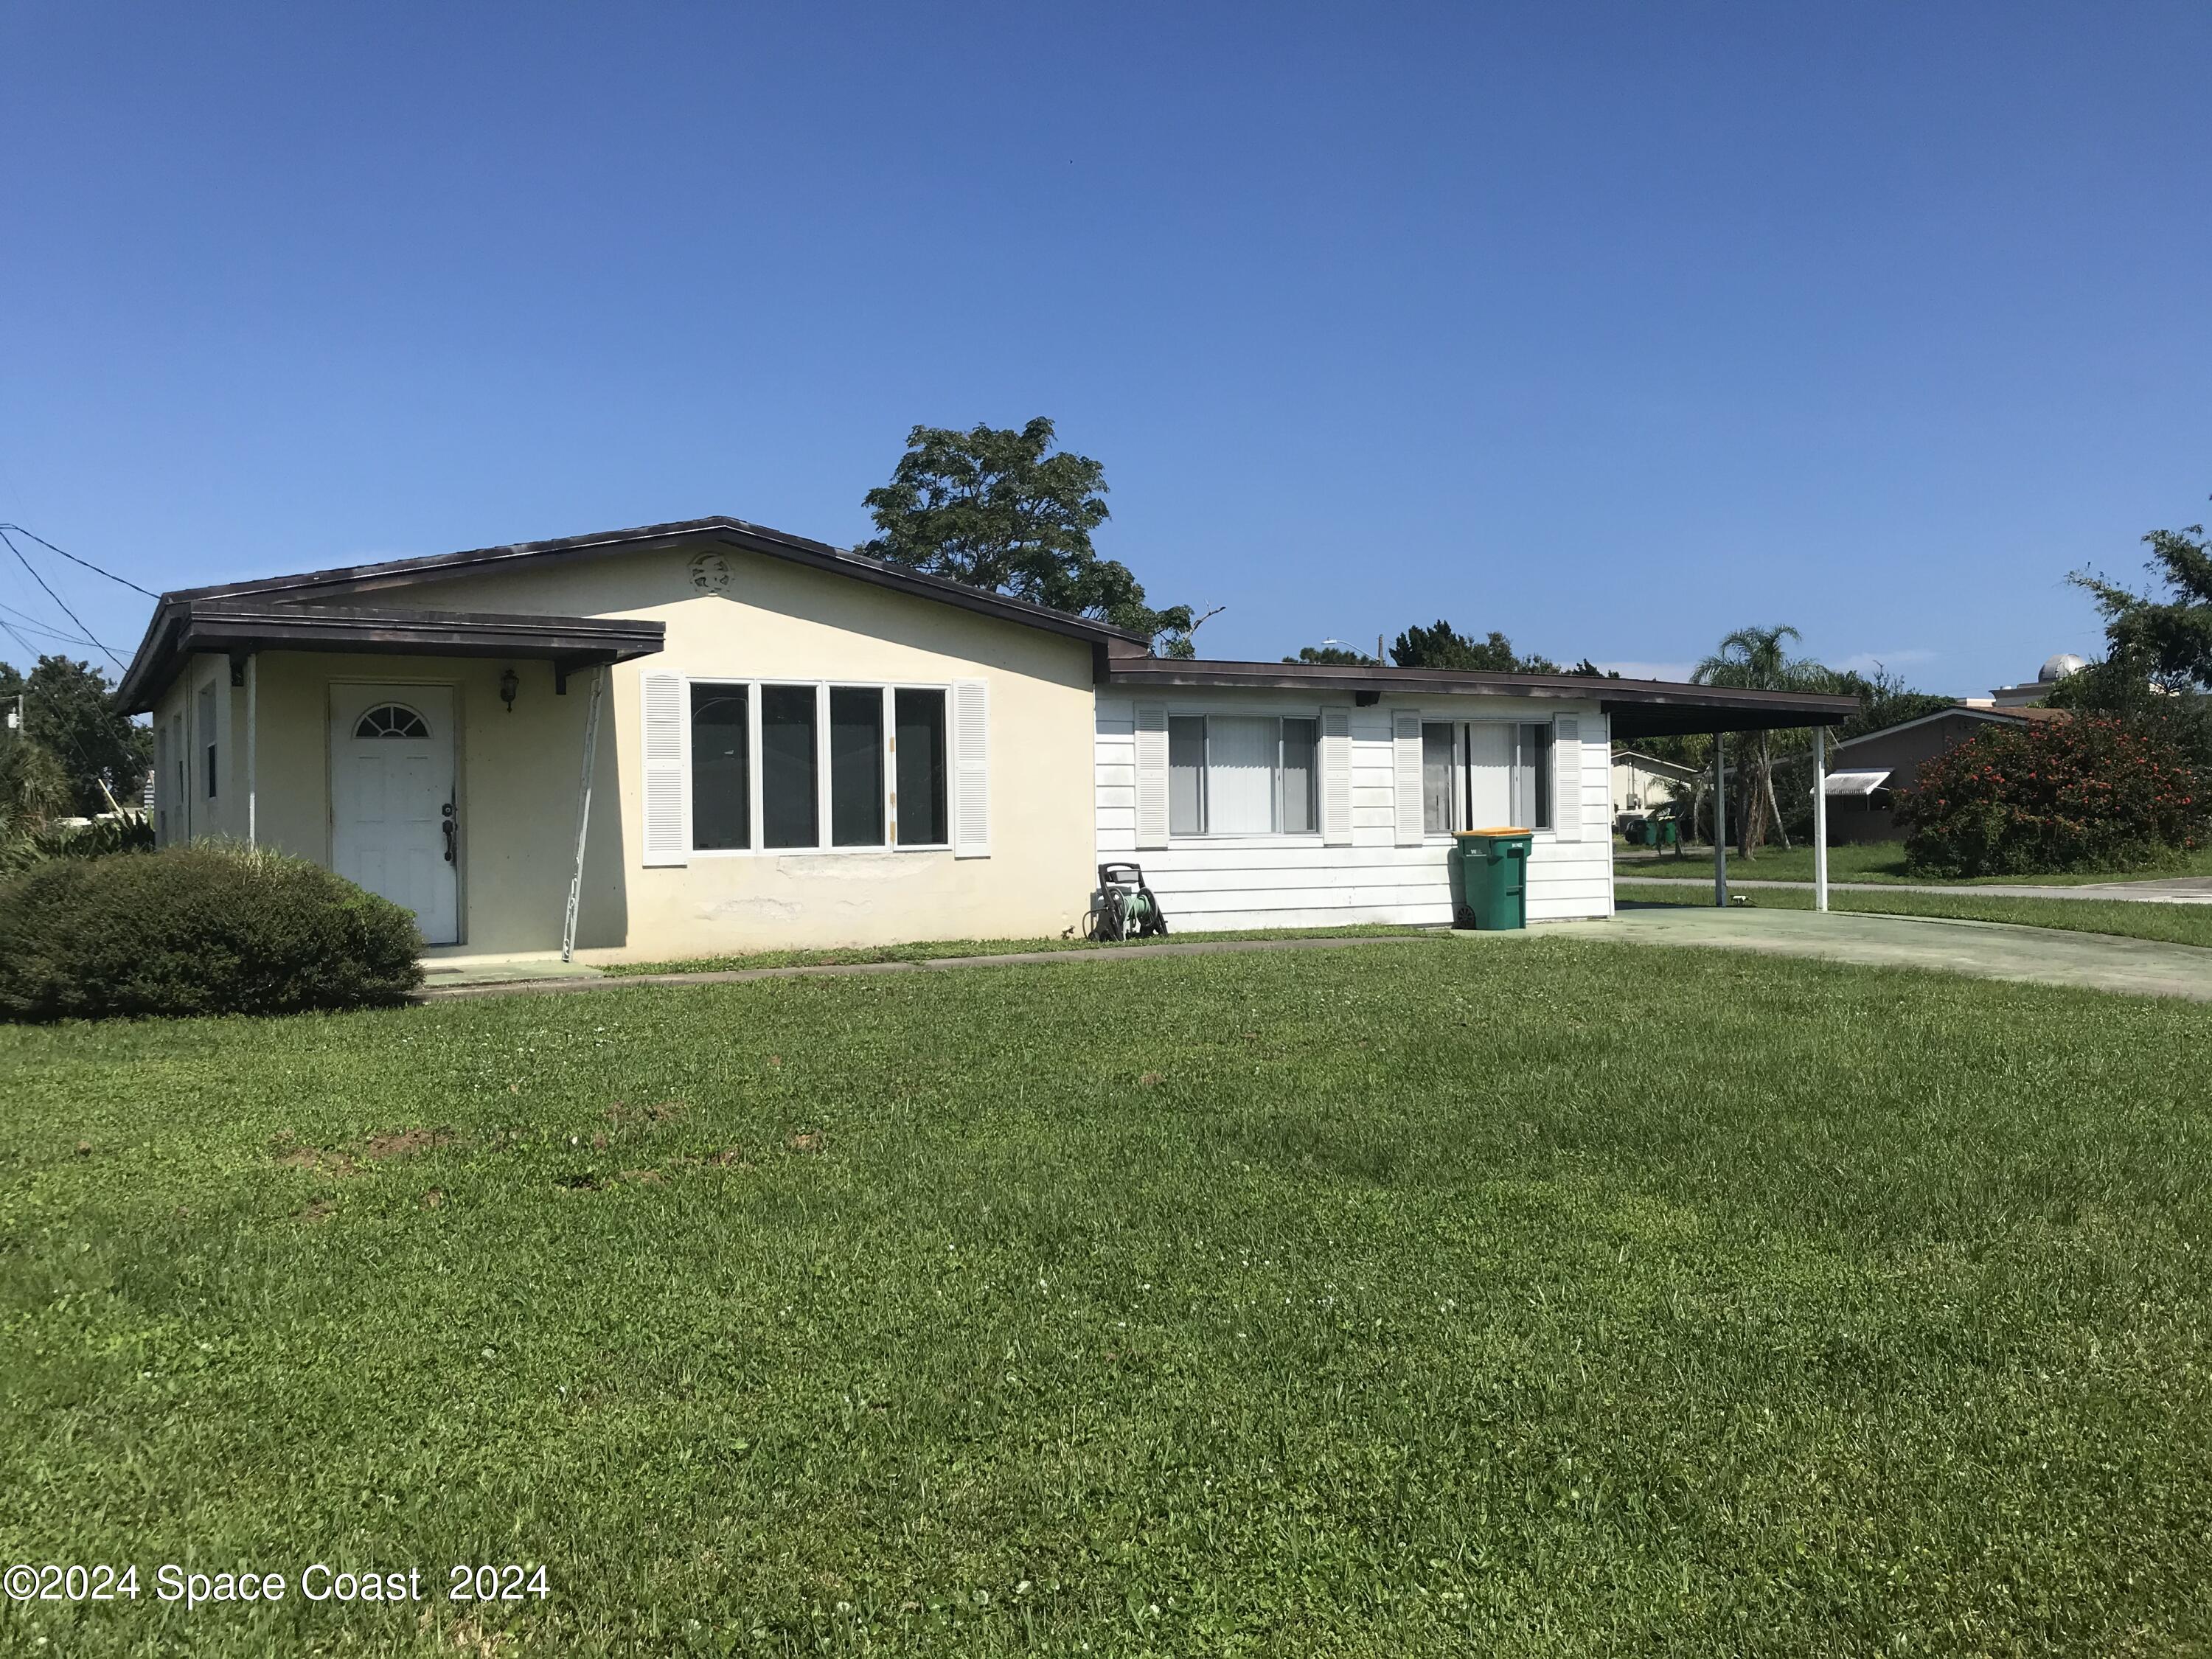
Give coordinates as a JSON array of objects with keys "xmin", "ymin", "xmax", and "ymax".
[
  {"xmin": 1616, "ymin": 872, "xmax": 2212, "ymax": 905},
  {"xmin": 416, "ymin": 933, "xmax": 1455, "ymax": 1001},
  {"xmin": 419, "ymin": 908, "xmax": 2212, "ymax": 1005},
  {"xmin": 1547, "ymin": 906, "xmax": 2212, "ymax": 1001}
]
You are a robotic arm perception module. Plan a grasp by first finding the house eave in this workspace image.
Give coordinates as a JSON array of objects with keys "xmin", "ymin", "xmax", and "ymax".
[
  {"xmin": 117, "ymin": 602, "xmax": 667, "ymax": 713},
  {"xmin": 1105, "ymin": 658, "xmax": 1857, "ymax": 735}
]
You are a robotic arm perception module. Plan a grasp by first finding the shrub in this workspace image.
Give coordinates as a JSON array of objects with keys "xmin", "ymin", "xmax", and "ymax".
[
  {"xmin": 1901, "ymin": 716, "xmax": 2208, "ymax": 877},
  {"xmin": 0, "ymin": 812, "xmax": 156, "ymax": 878},
  {"xmin": 0, "ymin": 843, "xmax": 423, "ymax": 1021}
]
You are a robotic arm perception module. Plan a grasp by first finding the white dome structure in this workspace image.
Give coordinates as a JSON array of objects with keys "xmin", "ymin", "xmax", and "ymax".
[{"xmin": 2038, "ymin": 652, "xmax": 2087, "ymax": 684}]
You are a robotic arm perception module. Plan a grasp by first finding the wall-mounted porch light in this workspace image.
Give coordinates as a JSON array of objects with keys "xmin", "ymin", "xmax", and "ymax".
[{"xmin": 499, "ymin": 667, "xmax": 519, "ymax": 714}]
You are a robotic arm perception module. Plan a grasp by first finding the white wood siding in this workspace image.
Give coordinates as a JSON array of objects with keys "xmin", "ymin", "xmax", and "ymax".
[{"xmin": 1095, "ymin": 695, "xmax": 1613, "ymax": 930}]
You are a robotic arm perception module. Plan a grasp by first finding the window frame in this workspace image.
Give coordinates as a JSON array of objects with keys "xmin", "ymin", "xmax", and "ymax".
[
  {"xmin": 1420, "ymin": 716, "xmax": 1559, "ymax": 838},
  {"xmin": 681, "ymin": 676, "xmax": 955, "ymax": 857},
  {"xmin": 198, "ymin": 680, "xmax": 218, "ymax": 800},
  {"xmin": 1165, "ymin": 708, "xmax": 1324, "ymax": 841}
]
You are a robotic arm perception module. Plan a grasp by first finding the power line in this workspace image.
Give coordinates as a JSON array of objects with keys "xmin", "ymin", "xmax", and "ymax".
[
  {"xmin": 0, "ymin": 601, "xmax": 100, "ymax": 648},
  {"xmin": 0, "ymin": 526, "xmax": 124, "ymax": 672},
  {"xmin": 0, "ymin": 614, "xmax": 41, "ymax": 663},
  {"xmin": 0, "ymin": 524, "xmax": 158, "ymax": 597}
]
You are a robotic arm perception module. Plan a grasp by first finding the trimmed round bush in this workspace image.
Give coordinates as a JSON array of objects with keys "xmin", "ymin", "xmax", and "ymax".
[
  {"xmin": 0, "ymin": 844, "xmax": 423, "ymax": 1021},
  {"xmin": 1902, "ymin": 715, "xmax": 2208, "ymax": 877}
]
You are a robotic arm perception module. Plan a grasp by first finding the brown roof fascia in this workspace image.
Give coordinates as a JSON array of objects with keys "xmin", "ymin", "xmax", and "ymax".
[{"xmin": 1107, "ymin": 656, "xmax": 1857, "ymax": 731}]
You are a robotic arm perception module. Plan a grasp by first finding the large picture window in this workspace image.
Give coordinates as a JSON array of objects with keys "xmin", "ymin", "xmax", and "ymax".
[
  {"xmin": 1420, "ymin": 720, "xmax": 1554, "ymax": 832},
  {"xmin": 1168, "ymin": 714, "xmax": 1319, "ymax": 836},
  {"xmin": 686, "ymin": 681, "xmax": 951, "ymax": 854}
]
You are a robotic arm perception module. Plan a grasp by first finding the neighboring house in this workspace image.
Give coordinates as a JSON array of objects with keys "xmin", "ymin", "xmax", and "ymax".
[
  {"xmin": 1610, "ymin": 750, "xmax": 1701, "ymax": 818},
  {"xmin": 119, "ymin": 517, "xmax": 1848, "ymax": 959},
  {"xmin": 1824, "ymin": 704, "xmax": 2067, "ymax": 844}
]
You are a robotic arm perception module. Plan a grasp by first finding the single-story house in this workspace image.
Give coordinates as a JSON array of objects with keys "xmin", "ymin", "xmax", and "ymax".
[
  {"xmin": 1823, "ymin": 703, "xmax": 2067, "ymax": 844},
  {"xmin": 1610, "ymin": 750, "xmax": 1702, "ymax": 818},
  {"xmin": 118, "ymin": 517, "xmax": 1852, "ymax": 961}
]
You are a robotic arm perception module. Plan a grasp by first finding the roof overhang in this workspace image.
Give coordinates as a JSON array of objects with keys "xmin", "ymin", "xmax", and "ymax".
[
  {"xmin": 1106, "ymin": 658, "xmax": 1856, "ymax": 736},
  {"xmin": 117, "ymin": 601, "xmax": 666, "ymax": 713}
]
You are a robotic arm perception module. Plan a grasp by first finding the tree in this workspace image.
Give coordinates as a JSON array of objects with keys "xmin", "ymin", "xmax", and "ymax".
[
  {"xmin": 2058, "ymin": 507, "xmax": 2212, "ymax": 775},
  {"xmin": 1388, "ymin": 620, "xmax": 1560, "ymax": 675},
  {"xmin": 1831, "ymin": 664, "xmax": 1953, "ymax": 741},
  {"xmin": 1691, "ymin": 625, "xmax": 1834, "ymax": 858},
  {"xmin": 860, "ymin": 418, "xmax": 1201, "ymax": 653},
  {"xmin": 1284, "ymin": 644, "xmax": 1379, "ymax": 666},
  {"xmin": 0, "ymin": 655, "xmax": 149, "ymax": 829},
  {"xmin": 1569, "ymin": 659, "xmax": 1621, "ymax": 679},
  {"xmin": 2072, "ymin": 516, "xmax": 2212, "ymax": 691}
]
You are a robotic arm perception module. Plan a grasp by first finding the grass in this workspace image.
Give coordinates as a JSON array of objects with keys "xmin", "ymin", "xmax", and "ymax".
[
  {"xmin": 7, "ymin": 940, "xmax": 2212, "ymax": 1654},
  {"xmin": 602, "ymin": 925, "xmax": 1436, "ymax": 977},
  {"xmin": 1618, "ymin": 880, "xmax": 2212, "ymax": 949},
  {"xmin": 1615, "ymin": 838, "xmax": 2212, "ymax": 886}
]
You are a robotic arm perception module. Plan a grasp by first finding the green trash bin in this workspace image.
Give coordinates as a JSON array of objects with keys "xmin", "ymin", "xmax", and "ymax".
[{"xmin": 1451, "ymin": 828, "xmax": 1534, "ymax": 931}]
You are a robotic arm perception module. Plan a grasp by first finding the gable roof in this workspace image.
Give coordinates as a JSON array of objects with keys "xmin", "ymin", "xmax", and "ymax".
[
  {"xmin": 1612, "ymin": 750, "xmax": 1705, "ymax": 782},
  {"xmin": 1832, "ymin": 703, "xmax": 2064, "ymax": 751},
  {"xmin": 118, "ymin": 515, "xmax": 1149, "ymax": 711}
]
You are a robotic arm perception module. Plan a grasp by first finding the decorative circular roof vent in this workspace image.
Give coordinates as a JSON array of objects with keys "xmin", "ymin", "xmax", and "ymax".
[{"xmin": 2038, "ymin": 653, "xmax": 2087, "ymax": 684}]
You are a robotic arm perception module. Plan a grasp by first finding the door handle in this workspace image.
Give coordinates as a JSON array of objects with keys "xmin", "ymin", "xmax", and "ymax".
[{"xmin": 442, "ymin": 801, "xmax": 456, "ymax": 864}]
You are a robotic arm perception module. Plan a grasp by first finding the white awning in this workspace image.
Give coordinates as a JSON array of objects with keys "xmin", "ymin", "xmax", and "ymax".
[{"xmin": 1822, "ymin": 769, "xmax": 1891, "ymax": 797}]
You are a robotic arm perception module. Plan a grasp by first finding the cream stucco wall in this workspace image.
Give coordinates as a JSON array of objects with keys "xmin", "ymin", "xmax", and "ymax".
[{"xmin": 203, "ymin": 540, "xmax": 1108, "ymax": 959}]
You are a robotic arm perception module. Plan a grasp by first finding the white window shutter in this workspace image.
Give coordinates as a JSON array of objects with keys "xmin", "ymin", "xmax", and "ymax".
[
  {"xmin": 952, "ymin": 678, "xmax": 991, "ymax": 858},
  {"xmin": 641, "ymin": 671, "xmax": 689, "ymax": 866},
  {"xmin": 1393, "ymin": 711, "xmax": 1425, "ymax": 845},
  {"xmin": 1553, "ymin": 715, "xmax": 1583, "ymax": 841},
  {"xmin": 1320, "ymin": 705, "xmax": 1352, "ymax": 846},
  {"xmin": 1133, "ymin": 702, "xmax": 1169, "ymax": 849}
]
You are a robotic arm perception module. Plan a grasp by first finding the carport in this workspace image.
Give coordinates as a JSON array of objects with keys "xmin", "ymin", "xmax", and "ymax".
[{"xmin": 1602, "ymin": 683, "xmax": 1860, "ymax": 908}]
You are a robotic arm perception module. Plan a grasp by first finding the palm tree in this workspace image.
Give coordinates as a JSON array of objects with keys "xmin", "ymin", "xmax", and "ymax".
[{"xmin": 1692, "ymin": 625, "xmax": 1834, "ymax": 858}]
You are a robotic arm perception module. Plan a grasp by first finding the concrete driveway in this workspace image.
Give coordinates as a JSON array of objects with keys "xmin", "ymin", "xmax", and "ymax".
[
  {"xmin": 1539, "ymin": 905, "xmax": 2212, "ymax": 1001},
  {"xmin": 1618, "ymin": 872, "xmax": 2212, "ymax": 905}
]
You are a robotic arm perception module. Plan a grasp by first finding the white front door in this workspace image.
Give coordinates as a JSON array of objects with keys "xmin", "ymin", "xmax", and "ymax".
[{"xmin": 330, "ymin": 684, "xmax": 459, "ymax": 945}]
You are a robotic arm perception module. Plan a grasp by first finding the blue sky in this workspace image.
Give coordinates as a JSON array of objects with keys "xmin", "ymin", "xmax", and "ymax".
[{"xmin": 4, "ymin": 3, "xmax": 2209, "ymax": 695}]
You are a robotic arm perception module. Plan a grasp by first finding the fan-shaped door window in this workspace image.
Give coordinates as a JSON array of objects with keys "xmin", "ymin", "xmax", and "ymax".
[{"xmin": 354, "ymin": 703, "xmax": 431, "ymax": 740}]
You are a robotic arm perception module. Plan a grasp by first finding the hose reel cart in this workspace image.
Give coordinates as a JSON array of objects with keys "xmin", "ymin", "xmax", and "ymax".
[{"xmin": 1085, "ymin": 863, "xmax": 1169, "ymax": 942}]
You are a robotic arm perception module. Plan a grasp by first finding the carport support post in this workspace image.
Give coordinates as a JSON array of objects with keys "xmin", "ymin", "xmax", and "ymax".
[
  {"xmin": 245, "ymin": 652, "xmax": 257, "ymax": 847},
  {"xmin": 560, "ymin": 664, "xmax": 606, "ymax": 964},
  {"xmin": 1813, "ymin": 723, "xmax": 1829, "ymax": 914},
  {"xmin": 1712, "ymin": 731, "xmax": 1728, "ymax": 907}
]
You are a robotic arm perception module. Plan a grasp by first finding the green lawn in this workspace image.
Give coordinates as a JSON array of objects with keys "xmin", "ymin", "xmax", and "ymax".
[
  {"xmin": 7, "ymin": 942, "xmax": 2212, "ymax": 1655},
  {"xmin": 1615, "ymin": 838, "xmax": 2212, "ymax": 886},
  {"xmin": 1618, "ymin": 880, "xmax": 2212, "ymax": 949}
]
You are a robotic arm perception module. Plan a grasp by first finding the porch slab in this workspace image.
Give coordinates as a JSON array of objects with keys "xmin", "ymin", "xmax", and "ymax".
[{"xmin": 417, "ymin": 952, "xmax": 607, "ymax": 987}]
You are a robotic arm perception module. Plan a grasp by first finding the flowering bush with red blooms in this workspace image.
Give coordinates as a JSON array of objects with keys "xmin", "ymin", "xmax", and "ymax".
[{"xmin": 1902, "ymin": 716, "xmax": 2210, "ymax": 877}]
